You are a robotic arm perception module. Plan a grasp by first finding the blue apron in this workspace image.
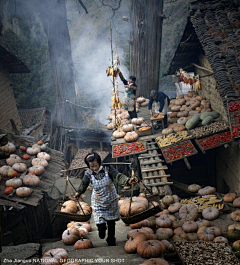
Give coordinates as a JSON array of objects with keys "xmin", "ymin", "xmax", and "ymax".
[{"xmin": 91, "ymin": 167, "xmax": 119, "ymax": 224}]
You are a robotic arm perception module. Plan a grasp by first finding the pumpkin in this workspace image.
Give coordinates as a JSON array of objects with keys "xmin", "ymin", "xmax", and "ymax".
[
  {"xmin": 156, "ymin": 228, "xmax": 173, "ymax": 237},
  {"xmin": 124, "ymin": 131, "xmax": 139, "ymax": 142},
  {"xmin": 158, "ymin": 210, "xmax": 169, "ymax": 216},
  {"xmin": 5, "ymin": 187, "xmax": 13, "ymax": 194},
  {"xmin": 32, "ymin": 158, "xmax": 48, "ymax": 168},
  {"xmin": 27, "ymin": 147, "xmax": 41, "ymax": 155},
  {"xmin": 168, "ymin": 202, "xmax": 181, "ymax": 213},
  {"xmin": 6, "ymin": 154, "xmax": 22, "ymax": 166},
  {"xmin": 79, "ymin": 223, "xmax": 92, "ymax": 232},
  {"xmin": 169, "ymin": 112, "xmax": 178, "ymax": 118},
  {"xmin": 177, "ymin": 117, "xmax": 187, "ymax": 125},
  {"xmin": 107, "ymin": 123, "xmax": 114, "ymax": 130},
  {"xmin": 171, "ymin": 106, "xmax": 181, "ymax": 112},
  {"xmin": 188, "ymin": 184, "xmax": 201, "ymax": 193},
  {"xmin": 182, "ymin": 221, "xmax": 198, "ymax": 233},
  {"xmin": 211, "ymin": 227, "xmax": 222, "ymax": 237},
  {"xmin": 137, "ymin": 97, "xmax": 145, "ymax": 103},
  {"xmin": 202, "ymin": 207, "xmax": 219, "ymax": 220},
  {"xmin": 131, "ymin": 117, "xmax": 144, "ymax": 125},
  {"xmin": 37, "ymin": 152, "xmax": 51, "ymax": 161},
  {"xmin": 228, "ymin": 224, "xmax": 240, "ymax": 231},
  {"xmin": 233, "ymin": 240, "xmax": 240, "ymax": 251},
  {"xmin": 77, "ymin": 227, "xmax": 88, "ymax": 238},
  {"xmin": 28, "ymin": 165, "xmax": 45, "ymax": 175},
  {"xmin": 121, "ymin": 119, "xmax": 130, "ymax": 125},
  {"xmin": 125, "ymin": 232, "xmax": 147, "ymax": 253},
  {"xmin": 197, "ymin": 226, "xmax": 215, "ymax": 241},
  {"xmin": 141, "ymin": 217, "xmax": 156, "ymax": 229},
  {"xmin": 187, "ymin": 232, "xmax": 198, "ymax": 241},
  {"xmin": 0, "ymin": 165, "xmax": 14, "ymax": 176},
  {"xmin": 16, "ymin": 187, "xmax": 32, "ymax": 198},
  {"xmin": 61, "ymin": 200, "xmax": 78, "ymax": 214},
  {"xmin": 179, "ymin": 204, "xmax": 198, "ymax": 221},
  {"xmin": 6, "ymin": 178, "xmax": 22, "ymax": 189},
  {"xmin": 77, "ymin": 201, "xmax": 91, "ymax": 215},
  {"xmin": 174, "ymin": 227, "xmax": 185, "ymax": 235},
  {"xmin": 231, "ymin": 210, "xmax": 240, "ymax": 222},
  {"xmin": 62, "ymin": 227, "xmax": 80, "ymax": 245},
  {"xmin": 146, "ymin": 234, "xmax": 157, "ymax": 240},
  {"xmin": 113, "ymin": 127, "xmax": 126, "ymax": 138},
  {"xmin": 140, "ymin": 227, "xmax": 154, "ymax": 234},
  {"xmin": 173, "ymin": 233, "xmax": 188, "ymax": 241},
  {"xmin": 42, "ymin": 248, "xmax": 68, "ymax": 265},
  {"xmin": 139, "ymin": 258, "xmax": 169, "ymax": 265},
  {"xmin": 127, "ymin": 229, "xmax": 150, "ymax": 239},
  {"xmin": 173, "ymin": 124, "xmax": 185, "ymax": 132},
  {"xmin": 161, "ymin": 240, "xmax": 175, "ymax": 253},
  {"xmin": 40, "ymin": 144, "xmax": 47, "ymax": 151},
  {"xmin": 172, "ymin": 220, "xmax": 184, "ymax": 229},
  {"xmin": 191, "ymin": 102, "xmax": 200, "ymax": 110},
  {"xmin": 12, "ymin": 163, "xmax": 27, "ymax": 173},
  {"xmin": 156, "ymin": 215, "xmax": 172, "ymax": 228},
  {"xmin": 119, "ymin": 197, "xmax": 148, "ymax": 216},
  {"xmin": 175, "ymin": 99, "xmax": 186, "ymax": 106},
  {"xmin": 162, "ymin": 195, "xmax": 174, "ymax": 206},
  {"xmin": 23, "ymin": 154, "xmax": 30, "ymax": 160},
  {"xmin": 233, "ymin": 198, "xmax": 240, "ymax": 208},
  {"xmin": 164, "ymin": 214, "xmax": 176, "ymax": 222},
  {"xmin": 120, "ymin": 112, "xmax": 130, "ymax": 120},
  {"xmin": 223, "ymin": 193, "xmax": 237, "ymax": 203},
  {"xmin": 23, "ymin": 174, "xmax": 40, "ymax": 187},
  {"xmin": 155, "ymin": 232, "xmax": 169, "ymax": 241},
  {"xmin": 172, "ymin": 195, "xmax": 180, "ymax": 203},
  {"xmin": 137, "ymin": 240, "xmax": 163, "ymax": 258},
  {"xmin": 198, "ymin": 186, "xmax": 216, "ymax": 196},
  {"xmin": 0, "ymin": 142, "xmax": 16, "ymax": 153},
  {"xmin": 196, "ymin": 219, "xmax": 211, "ymax": 228},
  {"xmin": 122, "ymin": 124, "xmax": 134, "ymax": 132},
  {"xmin": 74, "ymin": 238, "xmax": 93, "ymax": 250},
  {"xmin": 214, "ymin": 236, "xmax": 228, "ymax": 243},
  {"xmin": 227, "ymin": 228, "xmax": 240, "ymax": 241},
  {"xmin": 162, "ymin": 128, "xmax": 173, "ymax": 135}
]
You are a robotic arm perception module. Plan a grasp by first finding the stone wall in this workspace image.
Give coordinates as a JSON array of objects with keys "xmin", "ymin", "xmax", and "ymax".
[
  {"xmin": 0, "ymin": 65, "xmax": 22, "ymax": 133},
  {"xmin": 195, "ymin": 54, "xmax": 240, "ymax": 194},
  {"xmin": 195, "ymin": 54, "xmax": 228, "ymax": 122}
]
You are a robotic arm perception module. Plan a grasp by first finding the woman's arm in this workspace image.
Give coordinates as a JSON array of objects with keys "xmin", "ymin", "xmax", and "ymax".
[
  {"xmin": 76, "ymin": 171, "xmax": 90, "ymax": 195},
  {"xmin": 108, "ymin": 166, "xmax": 137, "ymax": 186}
]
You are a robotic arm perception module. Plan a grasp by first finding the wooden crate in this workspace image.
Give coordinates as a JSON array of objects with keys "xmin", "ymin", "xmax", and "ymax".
[
  {"xmin": 112, "ymin": 141, "xmax": 147, "ymax": 158},
  {"xmin": 196, "ymin": 131, "xmax": 233, "ymax": 152},
  {"xmin": 160, "ymin": 140, "xmax": 198, "ymax": 163},
  {"xmin": 227, "ymin": 99, "xmax": 240, "ymax": 139}
]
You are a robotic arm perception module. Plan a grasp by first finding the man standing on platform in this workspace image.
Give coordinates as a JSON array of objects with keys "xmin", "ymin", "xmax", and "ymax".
[
  {"xmin": 148, "ymin": 90, "xmax": 170, "ymax": 129},
  {"xmin": 119, "ymin": 71, "xmax": 137, "ymax": 119}
]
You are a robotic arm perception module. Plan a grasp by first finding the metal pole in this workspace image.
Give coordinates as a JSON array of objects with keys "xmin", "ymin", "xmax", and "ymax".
[{"xmin": 110, "ymin": 22, "xmax": 116, "ymax": 128}]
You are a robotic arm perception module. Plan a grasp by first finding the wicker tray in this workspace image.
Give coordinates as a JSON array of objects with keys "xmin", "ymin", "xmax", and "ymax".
[
  {"xmin": 54, "ymin": 201, "xmax": 92, "ymax": 222},
  {"xmin": 120, "ymin": 205, "xmax": 161, "ymax": 224},
  {"xmin": 112, "ymin": 141, "xmax": 147, "ymax": 158},
  {"xmin": 173, "ymin": 241, "xmax": 240, "ymax": 265},
  {"xmin": 227, "ymin": 99, "xmax": 240, "ymax": 139},
  {"xmin": 136, "ymin": 126, "xmax": 152, "ymax": 136},
  {"xmin": 196, "ymin": 131, "xmax": 233, "ymax": 152},
  {"xmin": 160, "ymin": 140, "xmax": 198, "ymax": 163}
]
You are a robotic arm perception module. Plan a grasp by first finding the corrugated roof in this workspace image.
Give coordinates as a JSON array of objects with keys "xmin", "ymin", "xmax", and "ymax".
[
  {"xmin": 18, "ymin": 107, "xmax": 46, "ymax": 129},
  {"xmin": 0, "ymin": 44, "xmax": 30, "ymax": 73}
]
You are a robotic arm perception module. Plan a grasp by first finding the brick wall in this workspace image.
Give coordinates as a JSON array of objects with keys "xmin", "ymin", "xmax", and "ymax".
[
  {"xmin": 195, "ymin": 54, "xmax": 228, "ymax": 122},
  {"xmin": 0, "ymin": 65, "xmax": 22, "ymax": 133},
  {"xmin": 195, "ymin": 54, "xmax": 240, "ymax": 193}
]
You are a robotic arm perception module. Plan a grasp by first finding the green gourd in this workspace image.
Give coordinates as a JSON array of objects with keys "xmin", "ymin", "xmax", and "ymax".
[
  {"xmin": 185, "ymin": 116, "xmax": 200, "ymax": 130},
  {"xmin": 200, "ymin": 111, "xmax": 220, "ymax": 120},
  {"xmin": 202, "ymin": 116, "xmax": 214, "ymax": 126}
]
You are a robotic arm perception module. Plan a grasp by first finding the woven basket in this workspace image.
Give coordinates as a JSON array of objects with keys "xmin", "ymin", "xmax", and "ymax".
[
  {"xmin": 54, "ymin": 202, "xmax": 92, "ymax": 222},
  {"xmin": 136, "ymin": 126, "xmax": 152, "ymax": 136},
  {"xmin": 120, "ymin": 205, "xmax": 161, "ymax": 224}
]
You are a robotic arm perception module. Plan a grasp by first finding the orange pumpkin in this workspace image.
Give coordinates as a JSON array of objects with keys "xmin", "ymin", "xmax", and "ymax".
[
  {"xmin": 231, "ymin": 210, "xmax": 240, "ymax": 222},
  {"xmin": 179, "ymin": 204, "xmax": 198, "ymax": 221},
  {"xmin": 62, "ymin": 227, "xmax": 80, "ymax": 245},
  {"xmin": 42, "ymin": 248, "xmax": 68, "ymax": 265},
  {"xmin": 233, "ymin": 198, "xmax": 240, "ymax": 208},
  {"xmin": 223, "ymin": 193, "xmax": 237, "ymax": 203},
  {"xmin": 5, "ymin": 178, "xmax": 22, "ymax": 189},
  {"xmin": 23, "ymin": 174, "xmax": 40, "ymax": 187},
  {"xmin": 6, "ymin": 154, "xmax": 21, "ymax": 166},
  {"xmin": 61, "ymin": 200, "xmax": 78, "ymax": 214},
  {"xmin": 197, "ymin": 226, "xmax": 215, "ymax": 241},
  {"xmin": 137, "ymin": 240, "xmax": 163, "ymax": 258},
  {"xmin": 202, "ymin": 207, "xmax": 219, "ymax": 221},
  {"xmin": 182, "ymin": 221, "xmax": 198, "ymax": 233},
  {"xmin": 74, "ymin": 238, "xmax": 93, "ymax": 250},
  {"xmin": 156, "ymin": 216, "xmax": 172, "ymax": 228},
  {"xmin": 16, "ymin": 187, "xmax": 32, "ymax": 198}
]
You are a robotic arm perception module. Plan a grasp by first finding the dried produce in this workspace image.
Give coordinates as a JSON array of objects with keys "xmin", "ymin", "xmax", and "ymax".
[
  {"xmin": 138, "ymin": 126, "xmax": 151, "ymax": 131},
  {"xmin": 174, "ymin": 241, "xmax": 240, "ymax": 265},
  {"xmin": 190, "ymin": 121, "xmax": 229, "ymax": 138},
  {"xmin": 198, "ymin": 131, "xmax": 232, "ymax": 150},
  {"xmin": 156, "ymin": 131, "xmax": 191, "ymax": 147},
  {"xmin": 180, "ymin": 194, "xmax": 223, "ymax": 212},
  {"xmin": 162, "ymin": 141, "xmax": 195, "ymax": 162},
  {"xmin": 113, "ymin": 142, "xmax": 145, "ymax": 157}
]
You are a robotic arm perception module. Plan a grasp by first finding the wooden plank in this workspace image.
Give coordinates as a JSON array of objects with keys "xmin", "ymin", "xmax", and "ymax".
[
  {"xmin": 195, "ymin": 138, "xmax": 206, "ymax": 154},
  {"xmin": 145, "ymin": 182, "xmax": 173, "ymax": 187},
  {"xmin": 146, "ymin": 147, "xmax": 159, "ymax": 151},
  {"xmin": 184, "ymin": 158, "xmax": 191, "ymax": 170},
  {"xmin": 140, "ymin": 159, "xmax": 165, "ymax": 165},
  {"xmin": 139, "ymin": 154, "xmax": 162, "ymax": 159},
  {"xmin": 142, "ymin": 166, "xmax": 168, "ymax": 172},
  {"xmin": 143, "ymin": 175, "xmax": 171, "ymax": 180}
]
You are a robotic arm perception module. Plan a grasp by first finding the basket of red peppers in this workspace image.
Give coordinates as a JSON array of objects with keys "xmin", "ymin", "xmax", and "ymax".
[
  {"xmin": 228, "ymin": 100, "xmax": 240, "ymax": 139},
  {"xmin": 197, "ymin": 131, "xmax": 232, "ymax": 151},
  {"xmin": 112, "ymin": 141, "xmax": 146, "ymax": 158},
  {"xmin": 162, "ymin": 140, "xmax": 198, "ymax": 163}
]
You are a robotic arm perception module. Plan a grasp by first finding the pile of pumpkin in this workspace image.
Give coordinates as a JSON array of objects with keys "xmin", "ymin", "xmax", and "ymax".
[
  {"xmin": 60, "ymin": 200, "xmax": 91, "ymax": 216},
  {"xmin": 167, "ymin": 91, "xmax": 220, "ymax": 132},
  {"xmin": 41, "ymin": 222, "xmax": 93, "ymax": 264},
  {"xmin": 0, "ymin": 141, "xmax": 50, "ymax": 198}
]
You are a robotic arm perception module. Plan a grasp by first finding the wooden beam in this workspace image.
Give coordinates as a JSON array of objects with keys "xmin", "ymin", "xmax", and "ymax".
[
  {"xmin": 138, "ymin": 154, "xmax": 162, "ymax": 159},
  {"xmin": 140, "ymin": 160, "xmax": 165, "ymax": 165},
  {"xmin": 171, "ymin": 61, "xmax": 193, "ymax": 65},
  {"xmin": 142, "ymin": 166, "xmax": 168, "ymax": 173},
  {"xmin": 145, "ymin": 182, "xmax": 173, "ymax": 187},
  {"xmin": 143, "ymin": 174, "xmax": 171, "ymax": 180},
  {"xmin": 191, "ymin": 63, "xmax": 213, "ymax": 73},
  {"xmin": 184, "ymin": 158, "xmax": 191, "ymax": 170}
]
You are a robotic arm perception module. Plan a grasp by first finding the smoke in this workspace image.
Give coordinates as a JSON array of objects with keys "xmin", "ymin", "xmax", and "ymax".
[{"xmin": 67, "ymin": 0, "xmax": 130, "ymax": 126}]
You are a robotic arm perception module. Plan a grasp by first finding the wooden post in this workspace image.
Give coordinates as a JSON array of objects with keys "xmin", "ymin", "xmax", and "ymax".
[
  {"xmin": 0, "ymin": 205, "xmax": 2, "ymax": 253},
  {"xmin": 100, "ymin": 142, "xmax": 103, "ymax": 151}
]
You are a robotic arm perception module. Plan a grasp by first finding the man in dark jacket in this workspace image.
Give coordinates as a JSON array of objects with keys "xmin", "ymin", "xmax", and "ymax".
[
  {"xmin": 148, "ymin": 90, "xmax": 170, "ymax": 129},
  {"xmin": 119, "ymin": 71, "xmax": 137, "ymax": 119}
]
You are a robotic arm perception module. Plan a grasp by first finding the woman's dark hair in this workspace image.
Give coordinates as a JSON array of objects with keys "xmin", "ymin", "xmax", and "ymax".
[
  {"xmin": 129, "ymin": 75, "xmax": 136, "ymax": 82},
  {"xmin": 84, "ymin": 152, "xmax": 101, "ymax": 168}
]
